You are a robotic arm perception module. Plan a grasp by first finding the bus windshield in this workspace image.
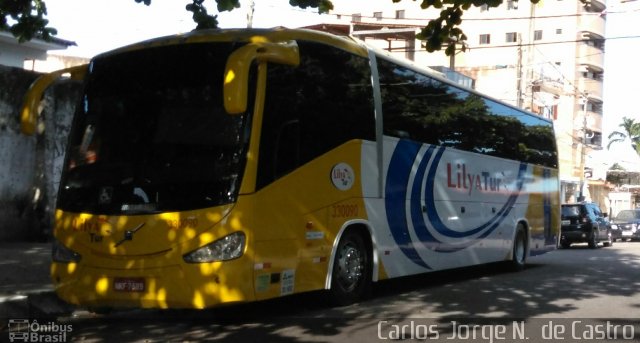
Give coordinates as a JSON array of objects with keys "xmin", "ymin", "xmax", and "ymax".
[{"xmin": 58, "ymin": 42, "xmax": 251, "ymax": 215}]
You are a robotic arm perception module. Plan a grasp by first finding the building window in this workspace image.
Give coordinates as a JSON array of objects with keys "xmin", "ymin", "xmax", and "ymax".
[
  {"xmin": 587, "ymin": 102, "xmax": 603, "ymax": 114},
  {"xmin": 396, "ymin": 10, "xmax": 405, "ymax": 19},
  {"xmin": 583, "ymin": 71, "xmax": 602, "ymax": 80},
  {"xmin": 585, "ymin": 38, "xmax": 605, "ymax": 50},
  {"xmin": 556, "ymin": 28, "xmax": 563, "ymax": 34},
  {"xmin": 479, "ymin": 34, "xmax": 491, "ymax": 44},
  {"xmin": 534, "ymin": 30, "xmax": 543, "ymax": 40},
  {"xmin": 480, "ymin": 4, "xmax": 489, "ymax": 12},
  {"xmin": 507, "ymin": 0, "xmax": 518, "ymax": 10},
  {"xmin": 374, "ymin": 12, "xmax": 383, "ymax": 21},
  {"xmin": 352, "ymin": 13, "xmax": 361, "ymax": 22},
  {"xmin": 506, "ymin": 32, "xmax": 517, "ymax": 43}
]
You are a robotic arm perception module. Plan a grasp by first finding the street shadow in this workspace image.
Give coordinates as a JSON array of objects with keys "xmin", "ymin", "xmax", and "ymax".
[
  {"xmin": 62, "ymin": 244, "xmax": 640, "ymax": 342},
  {"xmin": 0, "ymin": 243, "xmax": 51, "ymax": 294}
]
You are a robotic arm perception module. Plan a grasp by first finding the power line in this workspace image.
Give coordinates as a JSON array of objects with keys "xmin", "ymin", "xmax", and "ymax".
[
  {"xmin": 382, "ymin": 34, "xmax": 639, "ymax": 52},
  {"xmin": 320, "ymin": 4, "xmax": 640, "ymax": 23}
]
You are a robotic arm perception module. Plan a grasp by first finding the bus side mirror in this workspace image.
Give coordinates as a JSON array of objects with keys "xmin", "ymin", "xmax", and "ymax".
[
  {"xmin": 224, "ymin": 41, "xmax": 300, "ymax": 114},
  {"xmin": 20, "ymin": 65, "xmax": 88, "ymax": 135}
]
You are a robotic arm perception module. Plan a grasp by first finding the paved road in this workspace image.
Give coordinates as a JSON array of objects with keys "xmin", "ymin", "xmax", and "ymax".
[{"xmin": 3, "ymin": 242, "xmax": 640, "ymax": 342}]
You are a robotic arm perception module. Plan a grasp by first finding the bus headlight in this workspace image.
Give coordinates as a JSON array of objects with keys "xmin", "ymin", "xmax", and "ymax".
[
  {"xmin": 52, "ymin": 239, "xmax": 82, "ymax": 263},
  {"xmin": 183, "ymin": 232, "xmax": 246, "ymax": 263}
]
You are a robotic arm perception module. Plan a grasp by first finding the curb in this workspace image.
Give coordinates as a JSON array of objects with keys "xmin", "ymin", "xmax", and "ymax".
[{"xmin": 0, "ymin": 291, "xmax": 75, "ymax": 319}]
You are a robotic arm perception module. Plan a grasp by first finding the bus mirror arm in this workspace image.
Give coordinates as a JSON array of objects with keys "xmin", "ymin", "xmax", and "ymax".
[
  {"xmin": 223, "ymin": 41, "xmax": 300, "ymax": 114},
  {"xmin": 20, "ymin": 65, "xmax": 88, "ymax": 135}
]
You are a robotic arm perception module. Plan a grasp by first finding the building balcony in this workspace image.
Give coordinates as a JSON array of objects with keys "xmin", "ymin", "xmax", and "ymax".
[
  {"xmin": 577, "ymin": 14, "xmax": 605, "ymax": 38},
  {"xmin": 585, "ymin": 129, "xmax": 602, "ymax": 148},
  {"xmin": 582, "ymin": 0, "xmax": 606, "ymax": 15},
  {"xmin": 572, "ymin": 127, "xmax": 602, "ymax": 149},
  {"xmin": 574, "ymin": 95, "xmax": 603, "ymax": 147},
  {"xmin": 578, "ymin": 77, "xmax": 603, "ymax": 101},
  {"xmin": 577, "ymin": 44, "xmax": 604, "ymax": 71},
  {"xmin": 586, "ymin": 110, "xmax": 602, "ymax": 133}
]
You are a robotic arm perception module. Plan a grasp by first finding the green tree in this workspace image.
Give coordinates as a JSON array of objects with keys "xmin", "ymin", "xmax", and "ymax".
[
  {"xmin": 0, "ymin": 0, "xmax": 56, "ymax": 42},
  {"xmin": 607, "ymin": 116, "xmax": 640, "ymax": 156},
  {"xmin": 3, "ymin": 0, "xmax": 555, "ymax": 54},
  {"xmin": 609, "ymin": 162, "xmax": 626, "ymax": 171}
]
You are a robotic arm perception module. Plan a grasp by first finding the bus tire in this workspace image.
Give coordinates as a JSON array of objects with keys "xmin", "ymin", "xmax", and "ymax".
[
  {"xmin": 329, "ymin": 230, "xmax": 372, "ymax": 306},
  {"xmin": 507, "ymin": 224, "xmax": 527, "ymax": 272}
]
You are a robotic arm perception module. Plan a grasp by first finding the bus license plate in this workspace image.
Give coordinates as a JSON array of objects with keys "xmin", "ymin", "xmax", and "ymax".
[{"xmin": 114, "ymin": 278, "xmax": 145, "ymax": 292}]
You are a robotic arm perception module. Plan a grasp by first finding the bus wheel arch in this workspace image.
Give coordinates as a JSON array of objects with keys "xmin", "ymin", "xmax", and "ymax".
[{"xmin": 326, "ymin": 223, "xmax": 374, "ymax": 306}]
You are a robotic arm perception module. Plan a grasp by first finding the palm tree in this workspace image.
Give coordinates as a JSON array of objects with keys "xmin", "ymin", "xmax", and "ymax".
[{"xmin": 607, "ymin": 117, "xmax": 640, "ymax": 155}]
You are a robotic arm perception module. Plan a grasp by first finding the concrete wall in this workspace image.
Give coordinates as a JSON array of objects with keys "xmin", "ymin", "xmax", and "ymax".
[{"xmin": 0, "ymin": 65, "xmax": 80, "ymax": 241}]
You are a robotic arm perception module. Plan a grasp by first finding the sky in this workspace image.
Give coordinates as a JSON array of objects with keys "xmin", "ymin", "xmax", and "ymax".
[
  {"xmin": 599, "ymin": 0, "xmax": 640, "ymax": 170},
  {"xmin": 43, "ymin": 0, "xmax": 330, "ymax": 57},
  {"xmin": 41, "ymin": 0, "xmax": 640, "ymax": 170}
]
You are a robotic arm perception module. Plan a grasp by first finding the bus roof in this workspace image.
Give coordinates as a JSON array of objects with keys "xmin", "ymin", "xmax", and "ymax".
[
  {"xmin": 93, "ymin": 27, "xmax": 553, "ymax": 126},
  {"xmin": 96, "ymin": 27, "xmax": 370, "ymax": 59}
]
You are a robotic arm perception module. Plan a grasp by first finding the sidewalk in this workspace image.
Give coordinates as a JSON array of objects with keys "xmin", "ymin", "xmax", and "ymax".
[{"xmin": 0, "ymin": 242, "xmax": 74, "ymax": 319}]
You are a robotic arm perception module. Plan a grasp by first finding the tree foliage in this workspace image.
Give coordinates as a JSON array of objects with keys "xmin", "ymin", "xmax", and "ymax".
[
  {"xmin": 405, "ymin": 0, "xmax": 533, "ymax": 55},
  {"xmin": 607, "ymin": 116, "xmax": 640, "ymax": 156},
  {"xmin": 609, "ymin": 163, "xmax": 626, "ymax": 171},
  {"xmin": 0, "ymin": 0, "xmax": 56, "ymax": 42},
  {"xmin": 4, "ymin": 0, "xmax": 558, "ymax": 54}
]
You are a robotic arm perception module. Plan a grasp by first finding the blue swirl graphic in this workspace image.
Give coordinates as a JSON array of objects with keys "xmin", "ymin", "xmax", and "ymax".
[
  {"xmin": 384, "ymin": 140, "xmax": 430, "ymax": 269},
  {"xmin": 409, "ymin": 146, "xmax": 439, "ymax": 251},
  {"xmin": 385, "ymin": 140, "xmax": 527, "ymax": 266}
]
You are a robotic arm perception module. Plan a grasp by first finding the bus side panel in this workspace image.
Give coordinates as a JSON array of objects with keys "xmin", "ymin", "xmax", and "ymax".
[
  {"xmin": 364, "ymin": 137, "xmax": 546, "ymax": 279},
  {"xmin": 250, "ymin": 140, "xmax": 368, "ymax": 300},
  {"xmin": 526, "ymin": 166, "xmax": 560, "ymax": 256}
]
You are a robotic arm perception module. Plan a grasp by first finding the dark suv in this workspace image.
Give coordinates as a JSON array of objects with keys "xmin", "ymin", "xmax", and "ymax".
[
  {"xmin": 610, "ymin": 209, "xmax": 640, "ymax": 241},
  {"xmin": 561, "ymin": 203, "xmax": 612, "ymax": 249}
]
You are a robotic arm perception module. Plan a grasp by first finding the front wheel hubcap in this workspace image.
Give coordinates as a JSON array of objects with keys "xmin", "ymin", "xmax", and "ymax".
[{"xmin": 337, "ymin": 243, "xmax": 364, "ymax": 291}]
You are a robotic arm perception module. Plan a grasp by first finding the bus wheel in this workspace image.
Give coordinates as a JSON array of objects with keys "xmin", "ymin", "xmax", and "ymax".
[
  {"xmin": 329, "ymin": 230, "xmax": 372, "ymax": 306},
  {"xmin": 507, "ymin": 224, "xmax": 527, "ymax": 272}
]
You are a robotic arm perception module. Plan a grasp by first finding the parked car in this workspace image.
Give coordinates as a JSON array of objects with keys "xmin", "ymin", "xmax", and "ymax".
[
  {"xmin": 560, "ymin": 203, "xmax": 613, "ymax": 249},
  {"xmin": 610, "ymin": 209, "xmax": 640, "ymax": 241}
]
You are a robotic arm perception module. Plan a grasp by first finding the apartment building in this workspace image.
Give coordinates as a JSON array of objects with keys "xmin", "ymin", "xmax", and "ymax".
[{"xmin": 326, "ymin": 0, "xmax": 606, "ymax": 204}]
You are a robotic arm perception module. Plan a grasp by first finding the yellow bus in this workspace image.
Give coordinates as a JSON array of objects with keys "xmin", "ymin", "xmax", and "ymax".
[{"xmin": 21, "ymin": 28, "xmax": 560, "ymax": 310}]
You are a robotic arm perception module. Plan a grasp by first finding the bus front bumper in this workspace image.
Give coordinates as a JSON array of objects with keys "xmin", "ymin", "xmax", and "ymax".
[{"xmin": 51, "ymin": 259, "xmax": 254, "ymax": 309}]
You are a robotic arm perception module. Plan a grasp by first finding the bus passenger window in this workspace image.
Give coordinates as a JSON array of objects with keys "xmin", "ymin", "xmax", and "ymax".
[{"xmin": 256, "ymin": 41, "xmax": 375, "ymax": 189}]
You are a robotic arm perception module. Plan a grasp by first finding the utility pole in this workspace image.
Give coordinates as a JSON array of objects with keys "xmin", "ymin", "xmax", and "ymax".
[
  {"xmin": 579, "ymin": 93, "xmax": 589, "ymax": 202},
  {"xmin": 449, "ymin": 51, "xmax": 455, "ymax": 70},
  {"xmin": 449, "ymin": 37, "xmax": 457, "ymax": 70},
  {"xmin": 516, "ymin": 34, "xmax": 523, "ymax": 108},
  {"xmin": 526, "ymin": 2, "xmax": 536, "ymax": 110},
  {"xmin": 247, "ymin": 0, "xmax": 255, "ymax": 28}
]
